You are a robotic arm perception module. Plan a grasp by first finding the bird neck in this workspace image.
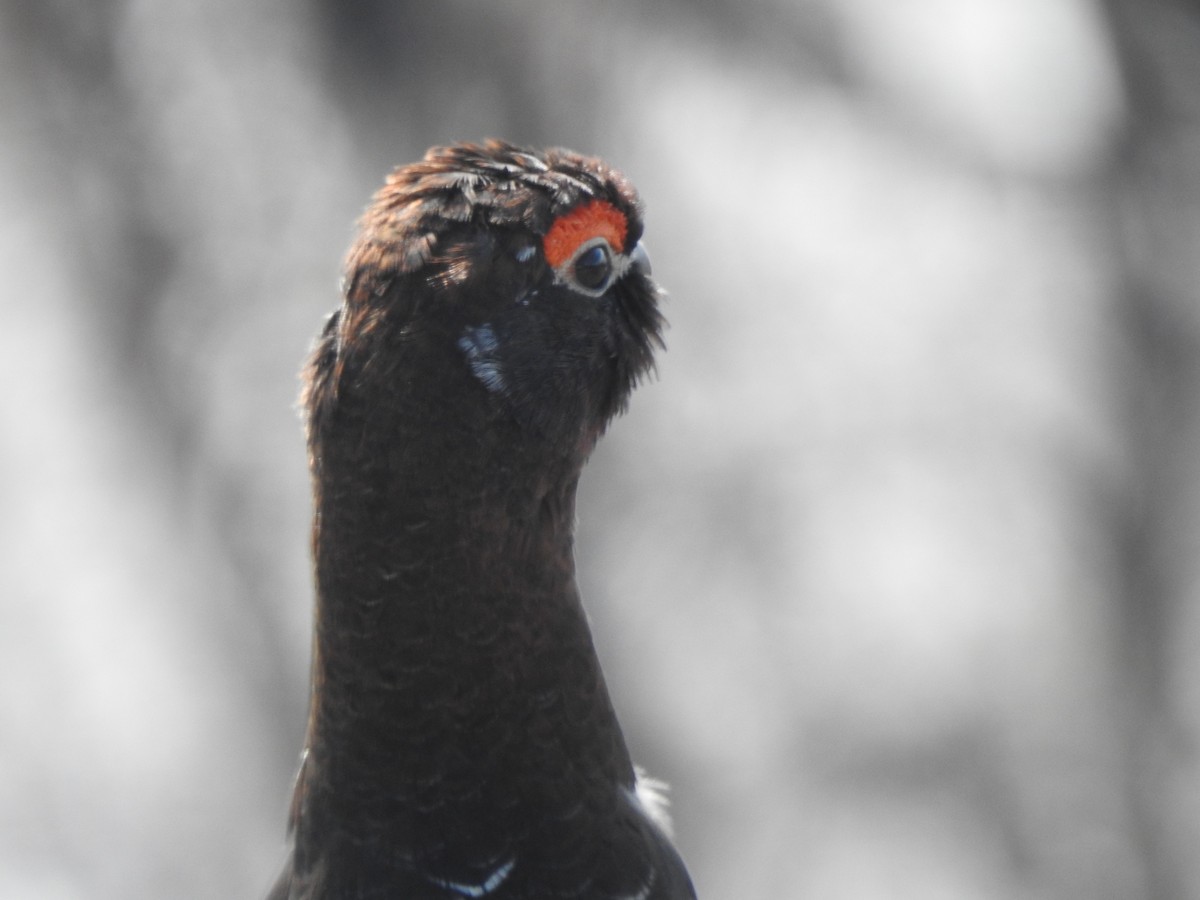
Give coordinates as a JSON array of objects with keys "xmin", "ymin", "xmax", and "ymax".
[{"xmin": 300, "ymin": 404, "xmax": 635, "ymax": 843}]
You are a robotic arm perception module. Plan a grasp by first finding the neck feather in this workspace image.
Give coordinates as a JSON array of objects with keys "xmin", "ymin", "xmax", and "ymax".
[{"xmin": 300, "ymin": 387, "xmax": 635, "ymax": 849}]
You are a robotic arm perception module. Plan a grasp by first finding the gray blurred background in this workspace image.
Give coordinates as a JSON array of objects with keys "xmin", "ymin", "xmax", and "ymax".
[{"xmin": 3, "ymin": 1, "xmax": 1200, "ymax": 898}]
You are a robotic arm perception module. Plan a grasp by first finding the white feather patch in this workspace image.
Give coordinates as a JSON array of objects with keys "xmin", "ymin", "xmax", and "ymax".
[{"xmin": 633, "ymin": 766, "xmax": 674, "ymax": 836}]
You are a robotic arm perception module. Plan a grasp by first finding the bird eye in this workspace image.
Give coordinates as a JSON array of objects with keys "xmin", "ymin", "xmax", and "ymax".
[{"xmin": 571, "ymin": 242, "xmax": 613, "ymax": 292}]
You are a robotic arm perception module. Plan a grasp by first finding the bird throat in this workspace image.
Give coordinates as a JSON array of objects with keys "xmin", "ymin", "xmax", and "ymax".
[{"xmin": 300, "ymin": 390, "xmax": 635, "ymax": 852}]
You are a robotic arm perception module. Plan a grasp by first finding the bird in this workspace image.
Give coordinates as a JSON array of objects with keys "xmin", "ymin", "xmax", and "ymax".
[{"xmin": 266, "ymin": 140, "xmax": 695, "ymax": 900}]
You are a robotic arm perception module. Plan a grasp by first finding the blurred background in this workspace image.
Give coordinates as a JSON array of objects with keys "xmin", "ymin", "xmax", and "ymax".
[{"xmin": 3, "ymin": 0, "xmax": 1200, "ymax": 897}]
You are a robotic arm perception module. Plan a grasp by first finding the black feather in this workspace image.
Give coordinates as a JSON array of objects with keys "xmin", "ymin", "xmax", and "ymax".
[{"xmin": 269, "ymin": 140, "xmax": 692, "ymax": 900}]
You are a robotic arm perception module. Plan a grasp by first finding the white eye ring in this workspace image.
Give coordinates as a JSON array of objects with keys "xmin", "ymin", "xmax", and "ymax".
[{"xmin": 553, "ymin": 236, "xmax": 631, "ymax": 297}]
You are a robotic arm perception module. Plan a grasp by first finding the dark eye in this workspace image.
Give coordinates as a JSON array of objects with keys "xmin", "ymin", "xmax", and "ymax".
[{"xmin": 572, "ymin": 243, "xmax": 613, "ymax": 291}]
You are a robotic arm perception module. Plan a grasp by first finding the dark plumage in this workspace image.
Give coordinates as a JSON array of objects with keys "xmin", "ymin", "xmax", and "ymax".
[{"xmin": 267, "ymin": 141, "xmax": 694, "ymax": 900}]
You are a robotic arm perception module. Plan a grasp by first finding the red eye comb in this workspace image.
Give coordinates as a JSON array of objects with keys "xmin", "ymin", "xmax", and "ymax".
[{"xmin": 543, "ymin": 200, "xmax": 628, "ymax": 269}]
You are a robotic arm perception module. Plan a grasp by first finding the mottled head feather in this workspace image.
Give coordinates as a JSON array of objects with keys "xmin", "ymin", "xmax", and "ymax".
[
  {"xmin": 307, "ymin": 140, "xmax": 663, "ymax": 452},
  {"xmin": 345, "ymin": 139, "xmax": 644, "ymax": 291}
]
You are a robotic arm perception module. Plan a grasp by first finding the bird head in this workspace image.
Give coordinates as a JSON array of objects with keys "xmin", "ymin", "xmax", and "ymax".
[{"xmin": 307, "ymin": 140, "xmax": 664, "ymax": 465}]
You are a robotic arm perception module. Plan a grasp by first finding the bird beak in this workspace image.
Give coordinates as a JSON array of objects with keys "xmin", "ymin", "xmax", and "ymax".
[{"xmin": 629, "ymin": 242, "xmax": 652, "ymax": 278}]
